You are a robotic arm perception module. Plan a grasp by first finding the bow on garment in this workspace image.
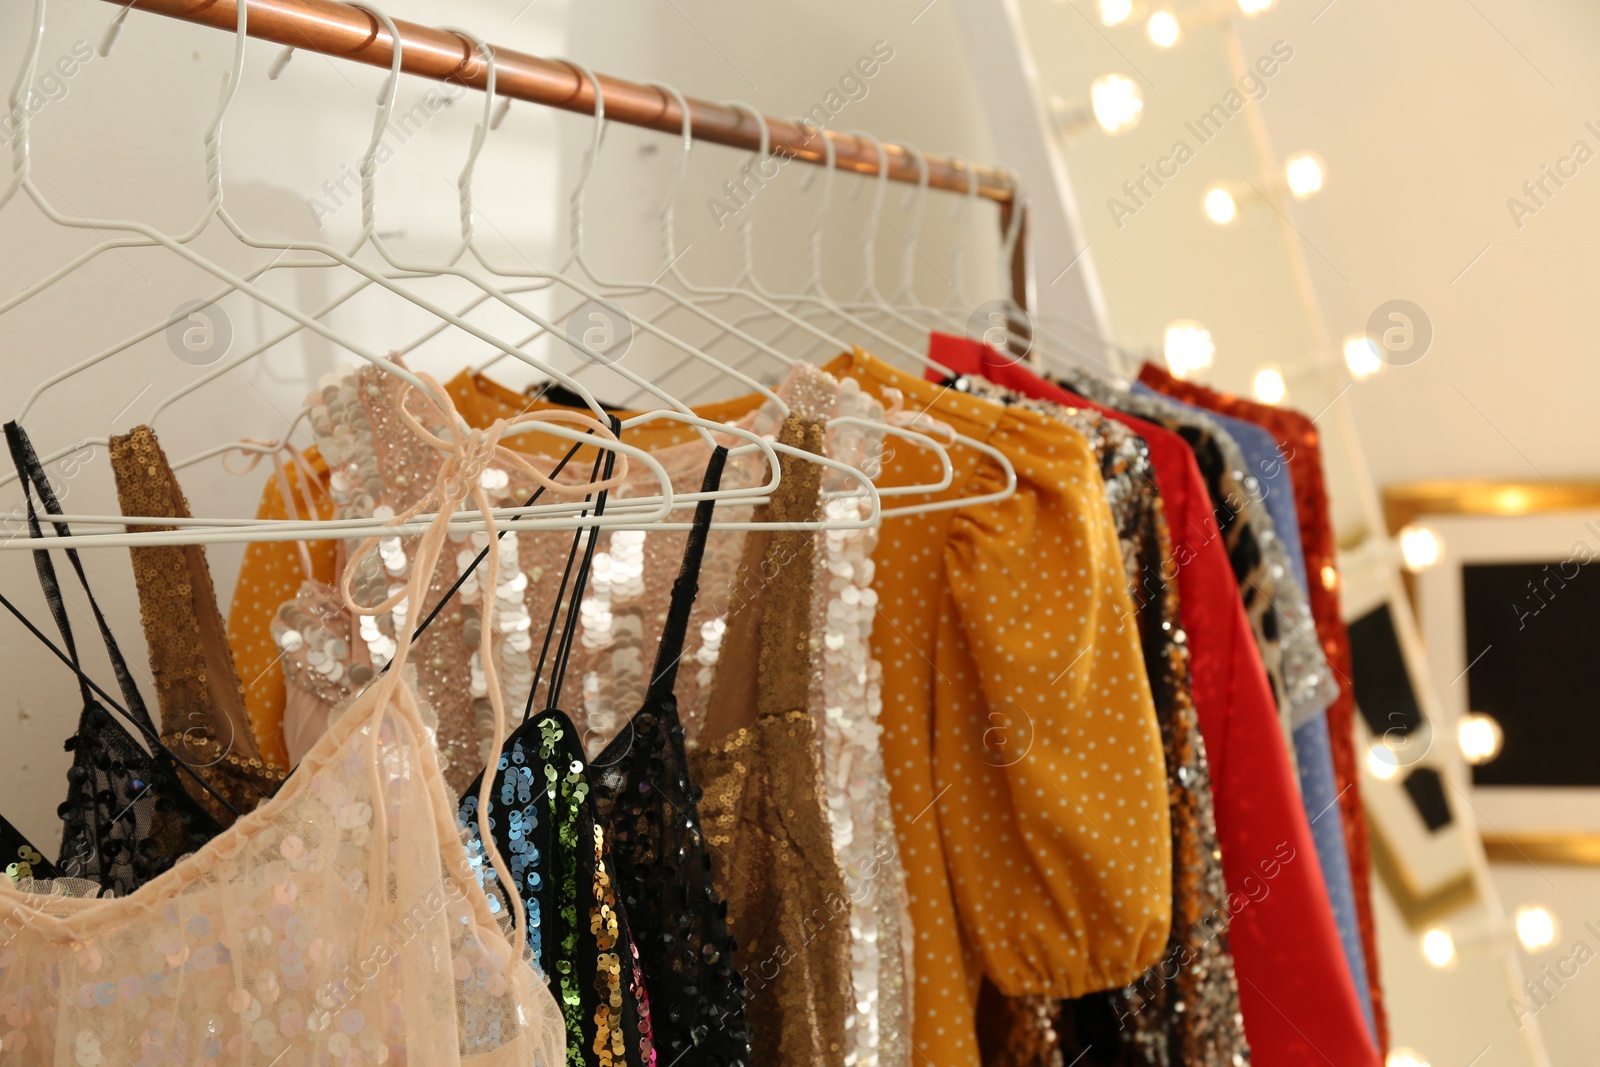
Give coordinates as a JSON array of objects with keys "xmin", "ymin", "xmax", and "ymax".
[{"xmin": 335, "ymin": 372, "xmax": 627, "ymax": 969}]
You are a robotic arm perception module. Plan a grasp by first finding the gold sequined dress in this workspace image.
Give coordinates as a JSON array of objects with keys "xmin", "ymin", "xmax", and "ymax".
[{"xmin": 692, "ymin": 383, "xmax": 855, "ymax": 1067}]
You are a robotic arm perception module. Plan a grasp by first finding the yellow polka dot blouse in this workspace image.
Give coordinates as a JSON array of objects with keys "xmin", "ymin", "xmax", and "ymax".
[{"xmin": 822, "ymin": 350, "xmax": 1172, "ymax": 1067}]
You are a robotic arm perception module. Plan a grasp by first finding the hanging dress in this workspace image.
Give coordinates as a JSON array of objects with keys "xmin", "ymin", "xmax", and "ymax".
[{"xmin": 4, "ymin": 421, "xmax": 223, "ymax": 897}]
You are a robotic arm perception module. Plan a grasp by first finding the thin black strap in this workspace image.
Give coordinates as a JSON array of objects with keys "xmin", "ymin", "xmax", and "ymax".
[
  {"xmin": 525, "ymin": 440, "xmax": 613, "ymax": 722},
  {"xmin": 645, "ymin": 446, "xmax": 729, "ymax": 703},
  {"xmin": 385, "ymin": 434, "xmax": 590, "ymax": 674},
  {"xmin": 4, "ymin": 422, "xmax": 89, "ymax": 704},
  {"xmin": 0, "ymin": 588, "xmax": 241, "ymax": 817},
  {"xmin": 544, "ymin": 432, "xmax": 618, "ymax": 714},
  {"xmin": 5, "ymin": 421, "xmax": 153, "ymax": 725}
]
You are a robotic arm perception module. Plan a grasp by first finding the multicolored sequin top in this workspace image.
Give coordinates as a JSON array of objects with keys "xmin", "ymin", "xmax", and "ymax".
[{"xmin": 459, "ymin": 707, "xmax": 656, "ymax": 1067}]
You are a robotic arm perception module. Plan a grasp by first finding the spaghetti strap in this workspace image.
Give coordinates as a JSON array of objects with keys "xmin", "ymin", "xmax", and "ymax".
[
  {"xmin": 3, "ymin": 420, "xmax": 146, "ymax": 717},
  {"xmin": 2, "ymin": 420, "xmax": 226, "ymax": 895},
  {"xmin": 646, "ymin": 445, "xmax": 729, "ymax": 704}
]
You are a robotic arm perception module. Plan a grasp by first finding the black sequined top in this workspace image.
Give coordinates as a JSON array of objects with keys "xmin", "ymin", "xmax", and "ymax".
[
  {"xmin": 4, "ymin": 421, "xmax": 222, "ymax": 897},
  {"xmin": 590, "ymin": 446, "xmax": 753, "ymax": 1067}
]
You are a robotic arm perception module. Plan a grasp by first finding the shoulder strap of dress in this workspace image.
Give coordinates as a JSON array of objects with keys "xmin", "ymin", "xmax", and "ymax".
[
  {"xmin": 646, "ymin": 445, "xmax": 729, "ymax": 704},
  {"xmin": 539, "ymin": 419, "xmax": 621, "ymax": 716},
  {"xmin": 110, "ymin": 425, "xmax": 265, "ymax": 768},
  {"xmin": 4, "ymin": 420, "xmax": 152, "ymax": 726}
]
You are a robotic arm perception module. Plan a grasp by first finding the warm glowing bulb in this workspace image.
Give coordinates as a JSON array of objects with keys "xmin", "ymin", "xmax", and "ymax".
[
  {"xmin": 1387, "ymin": 1050, "xmax": 1431, "ymax": 1067},
  {"xmin": 1399, "ymin": 524, "xmax": 1443, "ymax": 572},
  {"xmin": 1238, "ymin": 0, "xmax": 1276, "ymax": 13},
  {"xmin": 1163, "ymin": 321, "xmax": 1214, "ymax": 379},
  {"xmin": 1457, "ymin": 712, "xmax": 1504, "ymax": 765},
  {"xmin": 1285, "ymin": 152, "xmax": 1325, "ymax": 198},
  {"xmin": 1147, "ymin": 10, "xmax": 1180, "ymax": 47},
  {"xmin": 1253, "ymin": 367, "xmax": 1286, "ymax": 405},
  {"xmin": 1367, "ymin": 743, "xmax": 1399, "ymax": 780},
  {"xmin": 1344, "ymin": 334, "xmax": 1382, "ymax": 380},
  {"xmin": 1204, "ymin": 186, "xmax": 1238, "ymax": 224},
  {"xmin": 1422, "ymin": 928, "xmax": 1456, "ymax": 968},
  {"xmin": 1090, "ymin": 73, "xmax": 1144, "ymax": 134},
  {"xmin": 1099, "ymin": 0, "xmax": 1134, "ymax": 26},
  {"xmin": 1320, "ymin": 564, "xmax": 1338, "ymax": 591},
  {"xmin": 1515, "ymin": 905, "xmax": 1557, "ymax": 952}
]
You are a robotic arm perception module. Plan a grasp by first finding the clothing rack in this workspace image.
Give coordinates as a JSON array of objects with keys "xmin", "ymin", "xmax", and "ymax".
[{"xmin": 103, "ymin": 0, "xmax": 1033, "ymax": 313}]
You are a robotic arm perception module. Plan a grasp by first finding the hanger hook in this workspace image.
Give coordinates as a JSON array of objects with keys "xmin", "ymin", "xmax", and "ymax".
[
  {"xmin": 440, "ymin": 28, "xmax": 498, "ymax": 246},
  {"xmin": 945, "ymin": 155, "xmax": 980, "ymax": 311},
  {"xmin": 722, "ymin": 101, "xmax": 770, "ymax": 286},
  {"xmin": 798, "ymin": 116, "xmax": 837, "ymax": 292},
  {"xmin": 347, "ymin": 2, "xmax": 405, "ymax": 239},
  {"xmin": 888, "ymin": 140, "xmax": 930, "ymax": 302},
  {"xmin": 199, "ymin": 0, "xmax": 249, "ymax": 211},
  {"xmin": 642, "ymin": 80, "xmax": 693, "ymax": 264},
  {"xmin": 98, "ymin": 3, "xmax": 132, "ymax": 57},
  {"xmin": 3, "ymin": 0, "xmax": 48, "ymax": 203},
  {"xmin": 563, "ymin": 60, "xmax": 606, "ymax": 264},
  {"xmin": 845, "ymin": 129, "xmax": 891, "ymax": 299}
]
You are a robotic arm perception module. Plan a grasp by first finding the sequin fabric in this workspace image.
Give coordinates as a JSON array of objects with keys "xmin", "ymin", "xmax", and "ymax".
[
  {"xmin": 265, "ymin": 362, "xmax": 772, "ymax": 785},
  {"xmin": 0, "ymin": 671, "xmax": 567, "ymax": 1066},
  {"xmin": 1135, "ymin": 363, "xmax": 1385, "ymax": 1051},
  {"xmin": 815, "ymin": 378, "xmax": 913, "ymax": 1067},
  {"xmin": 3, "ymin": 421, "xmax": 224, "ymax": 897},
  {"xmin": 1050, "ymin": 371, "xmax": 1323, "ymax": 761},
  {"xmin": 109, "ymin": 426, "xmax": 287, "ymax": 824},
  {"xmin": 0, "ymin": 814, "xmax": 55, "ymax": 885},
  {"xmin": 588, "ymin": 448, "xmax": 753, "ymax": 1067},
  {"xmin": 271, "ymin": 365, "xmax": 486, "ymax": 792},
  {"xmin": 693, "ymin": 405, "xmax": 854, "ymax": 1067},
  {"xmin": 457, "ymin": 709, "xmax": 656, "ymax": 1067},
  {"xmin": 952, "ymin": 377, "xmax": 1248, "ymax": 1067}
]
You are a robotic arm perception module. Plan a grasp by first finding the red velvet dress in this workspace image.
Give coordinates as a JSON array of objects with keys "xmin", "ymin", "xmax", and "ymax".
[
  {"xmin": 927, "ymin": 334, "xmax": 1379, "ymax": 1067},
  {"xmin": 1137, "ymin": 361, "xmax": 1386, "ymax": 1053}
]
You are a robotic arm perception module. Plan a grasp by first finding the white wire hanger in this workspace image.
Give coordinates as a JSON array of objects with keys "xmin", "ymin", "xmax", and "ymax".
[
  {"xmin": 681, "ymin": 107, "xmax": 955, "ymax": 387},
  {"xmin": 469, "ymin": 66, "xmax": 802, "ymax": 419},
  {"xmin": 4, "ymin": 3, "xmax": 885, "ymax": 541},
  {"xmin": 0, "ymin": 0, "xmax": 675, "ymax": 542},
  {"xmin": 0, "ymin": 0, "xmax": 621, "ymax": 485}
]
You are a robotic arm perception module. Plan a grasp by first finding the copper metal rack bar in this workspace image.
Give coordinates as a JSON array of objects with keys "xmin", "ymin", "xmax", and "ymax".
[{"xmin": 101, "ymin": 0, "xmax": 1031, "ymax": 312}]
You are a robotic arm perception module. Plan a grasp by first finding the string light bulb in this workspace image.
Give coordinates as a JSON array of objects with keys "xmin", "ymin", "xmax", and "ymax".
[
  {"xmin": 1514, "ymin": 905, "xmax": 1557, "ymax": 952},
  {"xmin": 1147, "ymin": 9, "xmax": 1180, "ymax": 47},
  {"xmin": 1238, "ymin": 0, "xmax": 1276, "ymax": 13},
  {"xmin": 1457, "ymin": 712, "xmax": 1503, "ymax": 765},
  {"xmin": 1253, "ymin": 367, "xmax": 1286, "ymax": 405},
  {"xmin": 1387, "ymin": 1050, "xmax": 1431, "ymax": 1067},
  {"xmin": 1163, "ymin": 321, "xmax": 1214, "ymax": 379},
  {"xmin": 1367, "ymin": 742, "xmax": 1399, "ymax": 780},
  {"xmin": 1204, "ymin": 186, "xmax": 1238, "ymax": 224},
  {"xmin": 1090, "ymin": 74, "xmax": 1144, "ymax": 134},
  {"xmin": 1344, "ymin": 334, "xmax": 1382, "ymax": 380},
  {"xmin": 1399, "ymin": 524, "xmax": 1443, "ymax": 572},
  {"xmin": 1285, "ymin": 152, "xmax": 1326, "ymax": 198},
  {"xmin": 1422, "ymin": 927, "xmax": 1456, "ymax": 968},
  {"xmin": 1099, "ymin": 0, "xmax": 1135, "ymax": 26}
]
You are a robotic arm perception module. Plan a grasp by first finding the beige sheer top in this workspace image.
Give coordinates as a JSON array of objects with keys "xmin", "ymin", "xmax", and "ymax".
[{"xmin": 2, "ymin": 387, "xmax": 571, "ymax": 1067}]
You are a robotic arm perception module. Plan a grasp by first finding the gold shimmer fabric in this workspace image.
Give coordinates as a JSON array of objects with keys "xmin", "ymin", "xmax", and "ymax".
[
  {"xmin": 693, "ymin": 407, "xmax": 854, "ymax": 1067},
  {"xmin": 109, "ymin": 426, "xmax": 287, "ymax": 824},
  {"xmin": 821, "ymin": 350, "xmax": 1172, "ymax": 1067}
]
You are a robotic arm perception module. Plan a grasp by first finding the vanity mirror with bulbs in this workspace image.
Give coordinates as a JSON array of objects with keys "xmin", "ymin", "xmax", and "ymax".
[{"xmin": 1386, "ymin": 482, "xmax": 1600, "ymax": 1060}]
